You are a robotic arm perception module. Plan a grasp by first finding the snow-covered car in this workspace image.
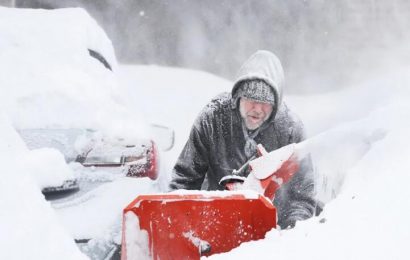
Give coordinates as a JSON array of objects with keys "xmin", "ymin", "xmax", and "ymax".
[
  {"xmin": 0, "ymin": 6, "xmax": 169, "ymax": 187},
  {"xmin": 0, "ymin": 6, "xmax": 174, "ymax": 259}
]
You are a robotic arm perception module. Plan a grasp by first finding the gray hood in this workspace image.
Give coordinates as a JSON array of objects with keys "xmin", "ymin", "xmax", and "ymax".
[{"xmin": 231, "ymin": 50, "xmax": 285, "ymax": 120}]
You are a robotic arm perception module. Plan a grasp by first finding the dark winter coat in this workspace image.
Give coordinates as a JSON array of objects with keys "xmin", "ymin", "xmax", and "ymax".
[{"xmin": 169, "ymin": 51, "xmax": 317, "ymax": 228}]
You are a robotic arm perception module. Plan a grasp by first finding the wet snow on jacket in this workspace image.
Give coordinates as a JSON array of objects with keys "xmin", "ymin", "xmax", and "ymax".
[{"xmin": 170, "ymin": 50, "xmax": 317, "ymax": 228}]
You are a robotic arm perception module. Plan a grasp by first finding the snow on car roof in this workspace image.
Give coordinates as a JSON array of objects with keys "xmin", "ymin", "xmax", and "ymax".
[
  {"xmin": 0, "ymin": 6, "xmax": 148, "ymax": 141},
  {"xmin": 0, "ymin": 7, "xmax": 117, "ymax": 70}
]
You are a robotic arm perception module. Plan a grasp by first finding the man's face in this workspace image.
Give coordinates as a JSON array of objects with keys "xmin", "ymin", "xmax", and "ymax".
[{"xmin": 239, "ymin": 97, "xmax": 273, "ymax": 130}]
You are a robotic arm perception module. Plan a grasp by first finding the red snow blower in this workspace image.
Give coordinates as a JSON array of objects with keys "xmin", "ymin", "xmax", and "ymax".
[{"xmin": 122, "ymin": 143, "xmax": 299, "ymax": 260}]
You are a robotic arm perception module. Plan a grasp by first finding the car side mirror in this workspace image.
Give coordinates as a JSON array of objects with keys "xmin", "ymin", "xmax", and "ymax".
[{"xmin": 149, "ymin": 124, "xmax": 175, "ymax": 151}]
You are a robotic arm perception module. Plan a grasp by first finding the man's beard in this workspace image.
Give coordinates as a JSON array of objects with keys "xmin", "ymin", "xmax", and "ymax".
[{"xmin": 239, "ymin": 106, "xmax": 270, "ymax": 130}]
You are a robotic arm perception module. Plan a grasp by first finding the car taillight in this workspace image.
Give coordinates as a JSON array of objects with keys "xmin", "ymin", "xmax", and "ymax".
[{"xmin": 126, "ymin": 141, "xmax": 158, "ymax": 180}]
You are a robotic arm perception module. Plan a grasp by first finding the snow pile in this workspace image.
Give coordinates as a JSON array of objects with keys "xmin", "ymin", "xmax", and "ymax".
[
  {"xmin": 0, "ymin": 114, "xmax": 86, "ymax": 260},
  {"xmin": 54, "ymin": 177, "xmax": 157, "ymax": 240},
  {"xmin": 123, "ymin": 212, "xmax": 150, "ymax": 260},
  {"xmin": 207, "ymin": 68, "xmax": 410, "ymax": 259},
  {"xmin": 0, "ymin": 6, "xmax": 148, "ymax": 141},
  {"xmin": 24, "ymin": 147, "xmax": 76, "ymax": 189}
]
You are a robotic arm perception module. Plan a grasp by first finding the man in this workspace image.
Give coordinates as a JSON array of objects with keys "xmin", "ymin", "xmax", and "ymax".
[{"xmin": 169, "ymin": 50, "xmax": 317, "ymax": 229}]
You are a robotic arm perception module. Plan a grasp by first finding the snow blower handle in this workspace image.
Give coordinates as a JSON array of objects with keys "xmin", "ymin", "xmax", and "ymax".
[
  {"xmin": 219, "ymin": 155, "xmax": 257, "ymax": 190},
  {"xmin": 219, "ymin": 175, "xmax": 246, "ymax": 190}
]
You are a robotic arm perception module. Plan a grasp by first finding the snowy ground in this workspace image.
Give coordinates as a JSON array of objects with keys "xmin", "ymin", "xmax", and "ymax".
[{"xmin": 1, "ymin": 6, "xmax": 410, "ymax": 260}]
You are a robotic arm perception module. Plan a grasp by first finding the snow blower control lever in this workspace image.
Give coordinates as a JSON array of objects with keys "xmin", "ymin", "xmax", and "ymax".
[{"xmin": 220, "ymin": 143, "xmax": 299, "ymax": 201}]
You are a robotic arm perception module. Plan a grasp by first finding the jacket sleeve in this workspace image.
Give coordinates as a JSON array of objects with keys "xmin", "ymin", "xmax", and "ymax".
[
  {"xmin": 169, "ymin": 124, "xmax": 210, "ymax": 191},
  {"xmin": 275, "ymin": 119, "xmax": 318, "ymax": 229}
]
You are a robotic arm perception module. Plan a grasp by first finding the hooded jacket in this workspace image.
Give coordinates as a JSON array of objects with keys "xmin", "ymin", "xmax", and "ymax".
[{"xmin": 170, "ymin": 50, "xmax": 317, "ymax": 228}]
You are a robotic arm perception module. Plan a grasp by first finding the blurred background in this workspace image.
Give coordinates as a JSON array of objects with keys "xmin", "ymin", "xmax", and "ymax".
[{"xmin": 2, "ymin": 0, "xmax": 410, "ymax": 94}]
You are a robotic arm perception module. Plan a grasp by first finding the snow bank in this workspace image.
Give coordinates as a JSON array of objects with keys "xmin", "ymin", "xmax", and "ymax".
[
  {"xmin": 207, "ymin": 67, "xmax": 410, "ymax": 260},
  {"xmin": 0, "ymin": 114, "xmax": 86, "ymax": 260}
]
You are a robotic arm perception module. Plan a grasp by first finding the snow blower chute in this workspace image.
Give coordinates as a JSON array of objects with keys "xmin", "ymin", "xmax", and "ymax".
[{"xmin": 122, "ymin": 143, "xmax": 300, "ymax": 260}]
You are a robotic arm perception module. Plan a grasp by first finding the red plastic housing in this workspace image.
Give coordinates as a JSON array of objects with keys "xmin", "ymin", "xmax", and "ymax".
[{"xmin": 122, "ymin": 193, "xmax": 276, "ymax": 260}]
